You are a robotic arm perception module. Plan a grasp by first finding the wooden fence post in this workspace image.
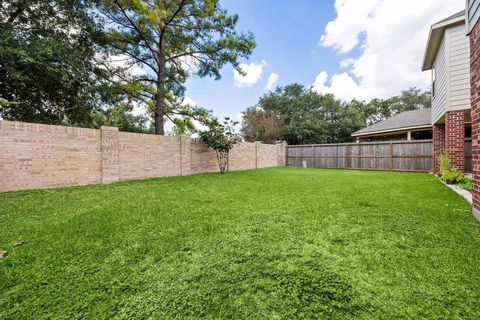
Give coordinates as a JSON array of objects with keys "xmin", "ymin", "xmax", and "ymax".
[
  {"xmin": 285, "ymin": 144, "xmax": 289, "ymax": 166},
  {"xmin": 336, "ymin": 145, "xmax": 339, "ymax": 168},
  {"xmin": 389, "ymin": 142, "xmax": 394, "ymax": 171},
  {"xmin": 345, "ymin": 144, "xmax": 350, "ymax": 169}
]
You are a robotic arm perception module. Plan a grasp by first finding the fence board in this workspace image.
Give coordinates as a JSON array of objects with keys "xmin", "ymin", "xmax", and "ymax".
[{"xmin": 286, "ymin": 140, "xmax": 434, "ymax": 172}]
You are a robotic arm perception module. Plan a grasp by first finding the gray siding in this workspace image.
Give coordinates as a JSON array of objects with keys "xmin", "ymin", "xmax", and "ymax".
[
  {"xmin": 468, "ymin": 0, "xmax": 480, "ymax": 33},
  {"xmin": 432, "ymin": 36, "xmax": 447, "ymax": 124},
  {"xmin": 447, "ymin": 24, "xmax": 471, "ymax": 110}
]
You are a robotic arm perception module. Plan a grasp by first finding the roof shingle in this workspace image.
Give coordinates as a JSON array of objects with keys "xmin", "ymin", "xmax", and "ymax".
[{"xmin": 352, "ymin": 108, "xmax": 431, "ymax": 136}]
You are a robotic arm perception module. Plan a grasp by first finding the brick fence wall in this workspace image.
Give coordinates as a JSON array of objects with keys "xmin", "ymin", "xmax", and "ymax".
[
  {"xmin": 471, "ymin": 18, "xmax": 480, "ymax": 218},
  {"xmin": 0, "ymin": 121, "xmax": 286, "ymax": 192}
]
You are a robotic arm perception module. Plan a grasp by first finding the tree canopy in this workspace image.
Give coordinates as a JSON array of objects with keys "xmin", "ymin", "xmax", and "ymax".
[
  {"xmin": 95, "ymin": 0, "xmax": 255, "ymax": 134},
  {"xmin": 0, "ymin": 0, "xmax": 109, "ymax": 125},
  {"xmin": 242, "ymin": 85, "xmax": 431, "ymax": 145}
]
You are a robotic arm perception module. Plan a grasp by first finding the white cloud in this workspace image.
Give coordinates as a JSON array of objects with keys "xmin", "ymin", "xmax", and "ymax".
[
  {"xmin": 181, "ymin": 96, "xmax": 197, "ymax": 107},
  {"xmin": 313, "ymin": 71, "xmax": 371, "ymax": 102},
  {"xmin": 265, "ymin": 73, "xmax": 279, "ymax": 91},
  {"xmin": 320, "ymin": 0, "xmax": 379, "ymax": 53},
  {"xmin": 233, "ymin": 60, "xmax": 267, "ymax": 87},
  {"xmin": 315, "ymin": 0, "xmax": 464, "ymax": 102},
  {"xmin": 340, "ymin": 58, "xmax": 355, "ymax": 68}
]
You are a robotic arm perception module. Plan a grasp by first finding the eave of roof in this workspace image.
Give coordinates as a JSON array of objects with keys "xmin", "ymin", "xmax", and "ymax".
[
  {"xmin": 422, "ymin": 11, "xmax": 465, "ymax": 71},
  {"xmin": 351, "ymin": 125, "xmax": 432, "ymax": 137},
  {"xmin": 351, "ymin": 108, "xmax": 432, "ymax": 137}
]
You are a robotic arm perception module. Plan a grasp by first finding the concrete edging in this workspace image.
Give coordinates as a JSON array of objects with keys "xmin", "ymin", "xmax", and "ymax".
[
  {"xmin": 440, "ymin": 179, "xmax": 480, "ymax": 222},
  {"xmin": 441, "ymin": 181, "xmax": 472, "ymax": 205},
  {"xmin": 474, "ymin": 207, "xmax": 480, "ymax": 222}
]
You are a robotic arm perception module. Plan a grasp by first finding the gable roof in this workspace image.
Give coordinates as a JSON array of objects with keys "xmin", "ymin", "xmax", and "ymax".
[
  {"xmin": 437, "ymin": 10, "xmax": 465, "ymax": 24},
  {"xmin": 422, "ymin": 11, "xmax": 465, "ymax": 71},
  {"xmin": 352, "ymin": 108, "xmax": 432, "ymax": 137}
]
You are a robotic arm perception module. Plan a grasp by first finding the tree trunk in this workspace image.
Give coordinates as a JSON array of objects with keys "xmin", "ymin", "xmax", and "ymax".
[
  {"xmin": 216, "ymin": 150, "xmax": 229, "ymax": 173},
  {"xmin": 155, "ymin": 40, "xmax": 167, "ymax": 135}
]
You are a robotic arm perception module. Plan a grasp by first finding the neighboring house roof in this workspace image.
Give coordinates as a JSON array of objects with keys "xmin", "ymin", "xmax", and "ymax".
[
  {"xmin": 352, "ymin": 108, "xmax": 432, "ymax": 137},
  {"xmin": 422, "ymin": 11, "xmax": 465, "ymax": 71}
]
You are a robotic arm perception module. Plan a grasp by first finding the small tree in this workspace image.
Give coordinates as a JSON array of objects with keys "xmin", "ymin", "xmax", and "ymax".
[{"xmin": 199, "ymin": 118, "xmax": 241, "ymax": 173}]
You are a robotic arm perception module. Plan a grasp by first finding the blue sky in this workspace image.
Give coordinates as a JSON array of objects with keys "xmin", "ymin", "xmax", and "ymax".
[
  {"xmin": 184, "ymin": 0, "xmax": 338, "ymax": 120},
  {"xmin": 179, "ymin": 0, "xmax": 464, "ymax": 124}
]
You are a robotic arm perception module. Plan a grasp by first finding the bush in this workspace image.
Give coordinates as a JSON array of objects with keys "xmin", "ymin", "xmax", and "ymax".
[
  {"xmin": 438, "ymin": 152, "xmax": 465, "ymax": 184},
  {"xmin": 440, "ymin": 168, "xmax": 465, "ymax": 185},
  {"xmin": 438, "ymin": 152, "xmax": 450, "ymax": 177},
  {"xmin": 458, "ymin": 177, "xmax": 473, "ymax": 192},
  {"xmin": 199, "ymin": 118, "xmax": 241, "ymax": 173}
]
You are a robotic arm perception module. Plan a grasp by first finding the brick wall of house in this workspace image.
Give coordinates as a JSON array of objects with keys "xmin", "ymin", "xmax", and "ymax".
[
  {"xmin": 471, "ymin": 19, "xmax": 480, "ymax": 216},
  {"xmin": 445, "ymin": 110, "xmax": 465, "ymax": 172},
  {"xmin": 433, "ymin": 124, "xmax": 446, "ymax": 174},
  {"xmin": 0, "ymin": 120, "xmax": 286, "ymax": 192}
]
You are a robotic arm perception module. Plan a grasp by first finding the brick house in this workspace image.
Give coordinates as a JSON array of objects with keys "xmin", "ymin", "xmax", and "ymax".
[
  {"xmin": 352, "ymin": 12, "xmax": 475, "ymax": 174},
  {"xmin": 468, "ymin": 0, "xmax": 480, "ymax": 219},
  {"xmin": 422, "ymin": 11, "xmax": 472, "ymax": 174}
]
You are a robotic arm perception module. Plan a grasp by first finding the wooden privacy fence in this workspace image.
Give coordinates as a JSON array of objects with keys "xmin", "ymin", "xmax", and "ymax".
[{"xmin": 286, "ymin": 140, "xmax": 433, "ymax": 172}]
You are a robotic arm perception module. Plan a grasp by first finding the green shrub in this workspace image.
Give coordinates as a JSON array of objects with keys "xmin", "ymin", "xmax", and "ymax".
[
  {"xmin": 199, "ymin": 118, "xmax": 241, "ymax": 173},
  {"xmin": 440, "ymin": 168, "xmax": 465, "ymax": 184},
  {"xmin": 458, "ymin": 177, "xmax": 473, "ymax": 192},
  {"xmin": 438, "ymin": 152, "xmax": 450, "ymax": 177}
]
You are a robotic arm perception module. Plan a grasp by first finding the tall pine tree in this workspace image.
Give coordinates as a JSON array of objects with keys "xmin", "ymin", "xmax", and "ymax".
[{"xmin": 96, "ymin": 0, "xmax": 255, "ymax": 135}]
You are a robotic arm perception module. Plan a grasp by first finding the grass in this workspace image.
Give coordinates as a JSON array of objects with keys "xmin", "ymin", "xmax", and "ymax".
[{"xmin": 1, "ymin": 167, "xmax": 480, "ymax": 319}]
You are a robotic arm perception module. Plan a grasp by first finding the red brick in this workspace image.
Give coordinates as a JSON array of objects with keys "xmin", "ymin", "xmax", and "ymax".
[{"xmin": 471, "ymin": 20, "xmax": 480, "ymax": 212}]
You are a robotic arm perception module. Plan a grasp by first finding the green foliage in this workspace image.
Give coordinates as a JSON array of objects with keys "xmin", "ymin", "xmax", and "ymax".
[
  {"xmin": 243, "ymin": 84, "xmax": 431, "ymax": 145},
  {"xmin": 95, "ymin": 0, "xmax": 255, "ymax": 134},
  {"xmin": 438, "ymin": 152, "xmax": 466, "ymax": 185},
  {"xmin": 242, "ymin": 108, "xmax": 288, "ymax": 143},
  {"xmin": 438, "ymin": 152, "xmax": 450, "ymax": 176},
  {"xmin": 244, "ymin": 84, "xmax": 366, "ymax": 144},
  {"xmin": 199, "ymin": 118, "xmax": 241, "ymax": 173},
  {"xmin": 1, "ymin": 168, "xmax": 479, "ymax": 318},
  {"xmin": 92, "ymin": 102, "xmax": 153, "ymax": 133},
  {"xmin": 440, "ymin": 168, "xmax": 465, "ymax": 184},
  {"xmin": 364, "ymin": 87, "xmax": 431, "ymax": 124},
  {"xmin": 458, "ymin": 177, "xmax": 473, "ymax": 192},
  {"xmin": 0, "ymin": 0, "xmax": 111, "ymax": 126}
]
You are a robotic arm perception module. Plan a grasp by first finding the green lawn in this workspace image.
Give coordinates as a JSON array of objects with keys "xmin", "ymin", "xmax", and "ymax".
[{"xmin": 1, "ymin": 167, "xmax": 480, "ymax": 319}]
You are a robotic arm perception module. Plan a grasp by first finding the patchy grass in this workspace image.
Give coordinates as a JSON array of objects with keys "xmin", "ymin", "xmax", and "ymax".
[{"xmin": 1, "ymin": 167, "xmax": 480, "ymax": 319}]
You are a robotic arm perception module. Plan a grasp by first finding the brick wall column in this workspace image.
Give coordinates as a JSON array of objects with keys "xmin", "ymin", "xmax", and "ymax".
[
  {"xmin": 180, "ymin": 136, "xmax": 191, "ymax": 176},
  {"xmin": 471, "ymin": 19, "xmax": 480, "ymax": 219},
  {"xmin": 445, "ymin": 110, "xmax": 465, "ymax": 172},
  {"xmin": 255, "ymin": 141, "xmax": 261, "ymax": 168},
  {"xmin": 433, "ymin": 124, "xmax": 446, "ymax": 174},
  {"xmin": 276, "ymin": 141, "xmax": 287, "ymax": 166},
  {"xmin": 101, "ymin": 126, "xmax": 120, "ymax": 184}
]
